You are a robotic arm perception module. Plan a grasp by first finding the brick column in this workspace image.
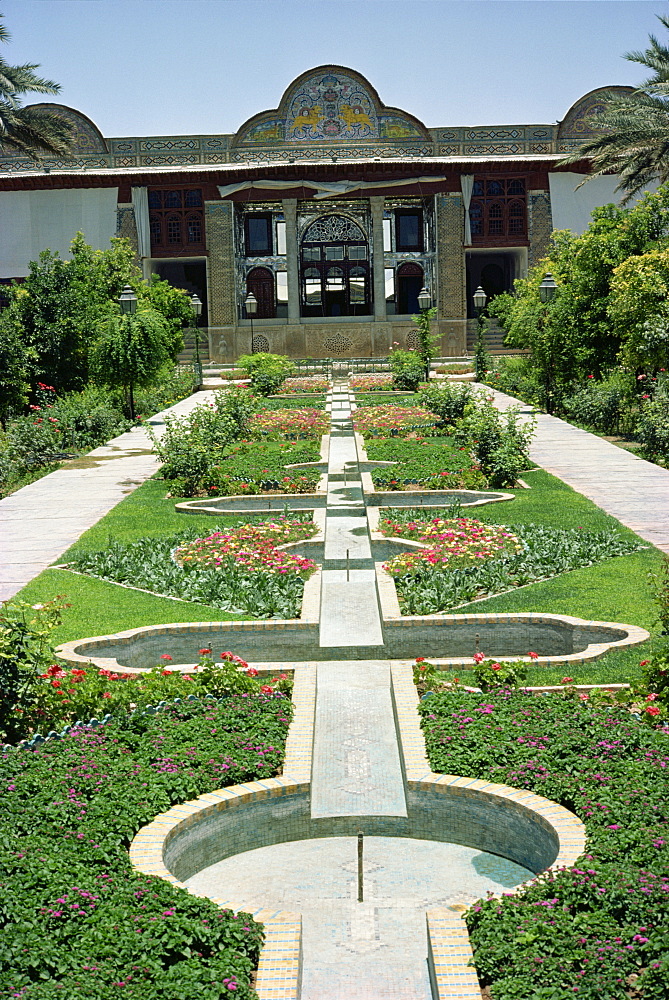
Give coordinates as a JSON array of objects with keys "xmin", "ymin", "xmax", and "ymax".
[
  {"xmin": 435, "ymin": 193, "xmax": 467, "ymax": 355},
  {"xmin": 528, "ymin": 190, "xmax": 553, "ymax": 269},
  {"xmin": 370, "ymin": 195, "xmax": 386, "ymax": 321},
  {"xmin": 282, "ymin": 198, "xmax": 300, "ymax": 323},
  {"xmin": 205, "ymin": 201, "xmax": 236, "ymax": 327}
]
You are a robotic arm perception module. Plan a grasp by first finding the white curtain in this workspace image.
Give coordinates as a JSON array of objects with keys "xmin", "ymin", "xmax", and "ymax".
[
  {"xmin": 460, "ymin": 174, "xmax": 474, "ymax": 246},
  {"xmin": 548, "ymin": 172, "xmax": 657, "ymax": 235},
  {"xmin": 0, "ymin": 188, "xmax": 118, "ymax": 277},
  {"xmin": 218, "ymin": 176, "xmax": 447, "ymax": 201},
  {"xmin": 131, "ymin": 186, "xmax": 150, "ymax": 258}
]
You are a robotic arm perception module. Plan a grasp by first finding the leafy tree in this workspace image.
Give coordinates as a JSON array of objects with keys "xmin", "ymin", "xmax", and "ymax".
[
  {"xmin": 0, "ymin": 15, "xmax": 74, "ymax": 158},
  {"xmin": 412, "ymin": 305, "xmax": 438, "ymax": 381},
  {"xmin": 0, "ymin": 309, "xmax": 34, "ymax": 425},
  {"xmin": 89, "ymin": 307, "xmax": 171, "ymax": 419},
  {"xmin": 558, "ymin": 15, "xmax": 669, "ymax": 200},
  {"xmin": 609, "ymin": 247, "xmax": 669, "ymax": 370},
  {"xmin": 12, "ymin": 234, "xmax": 136, "ymax": 393},
  {"xmin": 490, "ymin": 186, "xmax": 669, "ymax": 409},
  {"xmin": 135, "ymin": 274, "xmax": 192, "ymax": 359}
]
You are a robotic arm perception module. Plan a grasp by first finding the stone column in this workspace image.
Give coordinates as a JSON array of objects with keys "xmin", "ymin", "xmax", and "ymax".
[
  {"xmin": 370, "ymin": 196, "xmax": 386, "ymax": 321},
  {"xmin": 283, "ymin": 198, "xmax": 300, "ymax": 323}
]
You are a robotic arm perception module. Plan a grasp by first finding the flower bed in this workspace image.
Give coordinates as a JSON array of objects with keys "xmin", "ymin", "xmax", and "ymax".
[
  {"xmin": 349, "ymin": 374, "xmax": 394, "ymax": 391},
  {"xmin": 250, "ymin": 406, "xmax": 329, "ymax": 439},
  {"xmin": 171, "ymin": 440, "xmax": 322, "ymax": 497},
  {"xmin": 381, "ymin": 517, "xmax": 522, "ymax": 575},
  {"xmin": 420, "ymin": 688, "xmax": 669, "ymax": 998},
  {"xmin": 382, "ymin": 511, "xmax": 642, "ymax": 612},
  {"xmin": 277, "ymin": 376, "xmax": 330, "ymax": 394},
  {"xmin": 70, "ymin": 518, "xmax": 318, "ymax": 619},
  {"xmin": 174, "ymin": 519, "xmax": 318, "ymax": 577},
  {"xmin": 364, "ymin": 436, "xmax": 486, "ymax": 490},
  {"xmin": 352, "ymin": 404, "xmax": 437, "ymax": 437},
  {"xmin": 0, "ymin": 692, "xmax": 291, "ymax": 999}
]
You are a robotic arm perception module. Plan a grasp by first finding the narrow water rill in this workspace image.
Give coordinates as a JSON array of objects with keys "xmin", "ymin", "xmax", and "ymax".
[{"xmin": 122, "ymin": 377, "xmax": 601, "ymax": 1000}]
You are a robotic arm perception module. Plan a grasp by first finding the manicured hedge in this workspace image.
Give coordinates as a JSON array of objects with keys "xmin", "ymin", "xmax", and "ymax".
[
  {"xmin": 0, "ymin": 693, "xmax": 292, "ymax": 999},
  {"xmin": 420, "ymin": 689, "xmax": 669, "ymax": 999}
]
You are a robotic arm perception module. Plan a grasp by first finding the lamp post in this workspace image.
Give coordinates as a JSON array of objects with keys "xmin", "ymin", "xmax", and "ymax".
[
  {"xmin": 417, "ymin": 286, "xmax": 432, "ymax": 382},
  {"xmin": 118, "ymin": 284, "xmax": 138, "ymax": 419},
  {"xmin": 190, "ymin": 292, "xmax": 203, "ymax": 386},
  {"xmin": 245, "ymin": 291, "xmax": 258, "ymax": 354},
  {"xmin": 538, "ymin": 272, "xmax": 558, "ymax": 414},
  {"xmin": 472, "ymin": 284, "xmax": 488, "ymax": 382}
]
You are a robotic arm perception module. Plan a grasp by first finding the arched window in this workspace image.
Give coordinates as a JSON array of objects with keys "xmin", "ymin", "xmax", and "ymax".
[
  {"xmin": 396, "ymin": 262, "xmax": 424, "ymax": 315},
  {"xmin": 300, "ymin": 214, "xmax": 370, "ymax": 316},
  {"xmin": 246, "ymin": 267, "xmax": 276, "ymax": 319},
  {"xmin": 147, "ymin": 188, "xmax": 205, "ymax": 255},
  {"xmin": 468, "ymin": 178, "xmax": 527, "ymax": 242}
]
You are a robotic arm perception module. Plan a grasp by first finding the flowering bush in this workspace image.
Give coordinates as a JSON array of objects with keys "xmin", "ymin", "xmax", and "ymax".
[
  {"xmin": 250, "ymin": 407, "xmax": 329, "ymax": 440},
  {"xmin": 420, "ymin": 689, "xmax": 669, "ymax": 998},
  {"xmin": 175, "ymin": 518, "xmax": 318, "ymax": 578},
  {"xmin": 0, "ymin": 693, "xmax": 291, "ymax": 997},
  {"xmin": 471, "ymin": 651, "xmax": 528, "ymax": 691},
  {"xmin": 168, "ymin": 439, "xmax": 321, "ymax": 497},
  {"xmin": 382, "ymin": 517, "xmax": 521, "ymax": 576},
  {"xmin": 352, "ymin": 404, "xmax": 437, "ymax": 437},
  {"xmin": 278, "ymin": 376, "xmax": 329, "ymax": 394},
  {"xmin": 349, "ymin": 374, "xmax": 394, "ymax": 391}
]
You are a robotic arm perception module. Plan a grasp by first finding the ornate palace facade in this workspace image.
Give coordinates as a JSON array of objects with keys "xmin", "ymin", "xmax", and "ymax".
[{"xmin": 0, "ymin": 66, "xmax": 632, "ymax": 360}]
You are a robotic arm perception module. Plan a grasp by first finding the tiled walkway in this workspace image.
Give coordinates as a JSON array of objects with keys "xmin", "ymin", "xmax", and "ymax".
[
  {"xmin": 0, "ymin": 389, "xmax": 216, "ymax": 601},
  {"xmin": 485, "ymin": 385, "xmax": 669, "ymax": 553}
]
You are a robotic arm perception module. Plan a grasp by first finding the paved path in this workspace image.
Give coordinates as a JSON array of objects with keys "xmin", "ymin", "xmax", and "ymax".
[
  {"xmin": 484, "ymin": 385, "xmax": 669, "ymax": 553},
  {"xmin": 310, "ymin": 662, "xmax": 407, "ymax": 820},
  {"xmin": 0, "ymin": 390, "xmax": 215, "ymax": 601}
]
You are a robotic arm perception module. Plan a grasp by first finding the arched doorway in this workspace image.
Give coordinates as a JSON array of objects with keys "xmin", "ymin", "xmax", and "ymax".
[
  {"xmin": 396, "ymin": 262, "xmax": 424, "ymax": 315},
  {"xmin": 300, "ymin": 214, "xmax": 371, "ymax": 317},
  {"xmin": 246, "ymin": 267, "xmax": 275, "ymax": 319}
]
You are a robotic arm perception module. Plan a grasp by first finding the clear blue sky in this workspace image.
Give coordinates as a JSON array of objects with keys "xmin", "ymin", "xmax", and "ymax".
[{"xmin": 4, "ymin": 0, "xmax": 667, "ymax": 137}]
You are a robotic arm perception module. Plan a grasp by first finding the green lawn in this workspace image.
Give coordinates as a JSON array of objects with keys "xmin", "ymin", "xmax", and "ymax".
[{"xmin": 12, "ymin": 478, "xmax": 268, "ymax": 643}]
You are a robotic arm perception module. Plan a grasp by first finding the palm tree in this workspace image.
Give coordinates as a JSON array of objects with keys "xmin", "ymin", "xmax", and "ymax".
[
  {"xmin": 0, "ymin": 16, "xmax": 74, "ymax": 159},
  {"xmin": 558, "ymin": 16, "xmax": 669, "ymax": 201}
]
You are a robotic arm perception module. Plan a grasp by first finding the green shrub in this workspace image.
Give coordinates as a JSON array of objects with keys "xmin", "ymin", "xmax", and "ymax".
[
  {"xmin": 418, "ymin": 381, "xmax": 472, "ymax": 425},
  {"xmin": 562, "ymin": 372, "xmax": 634, "ymax": 434},
  {"xmin": 389, "ymin": 349, "xmax": 425, "ymax": 391},
  {"xmin": 461, "ymin": 398, "xmax": 535, "ymax": 487},
  {"xmin": 0, "ymin": 599, "xmax": 66, "ymax": 743},
  {"xmin": 636, "ymin": 394, "xmax": 669, "ymax": 462},
  {"xmin": 472, "ymin": 655, "xmax": 528, "ymax": 691},
  {"xmin": 237, "ymin": 353, "xmax": 295, "ymax": 395},
  {"xmin": 483, "ymin": 356, "xmax": 543, "ymax": 406}
]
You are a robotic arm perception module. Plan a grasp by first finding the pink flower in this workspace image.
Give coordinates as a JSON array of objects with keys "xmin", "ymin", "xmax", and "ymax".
[
  {"xmin": 473, "ymin": 652, "xmax": 485, "ymax": 663},
  {"xmin": 561, "ymin": 677, "xmax": 574, "ymax": 684}
]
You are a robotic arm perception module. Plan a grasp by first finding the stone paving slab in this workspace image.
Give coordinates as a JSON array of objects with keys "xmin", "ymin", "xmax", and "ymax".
[
  {"xmin": 319, "ymin": 576, "xmax": 384, "ymax": 647},
  {"xmin": 311, "ymin": 662, "xmax": 407, "ymax": 819},
  {"xmin": 324, "ymin": 515, "xmax": 371, "ymax": 561},
  {"xmin": 485, "ymin": 385, "xmax": 669, "ymax": 553},
  {"xmin": 0, "ymin": 390, "xmax": 216, "ymax": 601}
]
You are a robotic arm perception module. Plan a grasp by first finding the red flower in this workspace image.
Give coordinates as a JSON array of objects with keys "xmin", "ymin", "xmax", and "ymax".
[
  {"xmin": 161, "ymin": 654, "xmax": 173, "ymax": 661},
  {"xmin": 473, "ymin": 652, "xmax": 485, "ymax": 663},
  {"xmin": 647, "ymin": 705, "xmax": 661, "ymax": 716},
  {"xmin": 527, "ymin": 651, "xmax": 539, "ymax": 659},
  {"xmin": 260, "ymin": 684, "xmax": 274, "ymax": 694},
  {"xmin": 161, "ymin": 670, "xmax": 172, "ymax": 676},
  {"xmin": 198, "ymin": 648, "xmax": 211, "ymax": 655},
  {"xmin": 639, "ymin": 660, "xmax": 650, "ymax": 667},
  {"xmin": 102, "ymin": 692, "xmax": 111, "ymax": 699},
  {"xmin": 246, "ymin": 667, "xmax": 259, "ymax": 677},
  {"xmin": 491, "ymin": 663, "xmax": 502, "ymax": 671},
  {"xmin": 561, "ymin": 677, "xmax": 574, "ymax": 684}
]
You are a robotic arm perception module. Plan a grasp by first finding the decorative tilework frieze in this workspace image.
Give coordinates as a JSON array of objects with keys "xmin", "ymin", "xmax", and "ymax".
[
  {"xmin": 206, "ymin": 202, "xmax": 236, "ymax": 327},
  {"xmin": 464, "ymin": 143, "xmax": 522, "ymax": 155},
  {"xmin": 140, "ymin": 139, "xmax": 199, "ymax": 151},
  {"xmin": 140, "ymin": 154, "xmax": 200, "ymax": 165}
]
